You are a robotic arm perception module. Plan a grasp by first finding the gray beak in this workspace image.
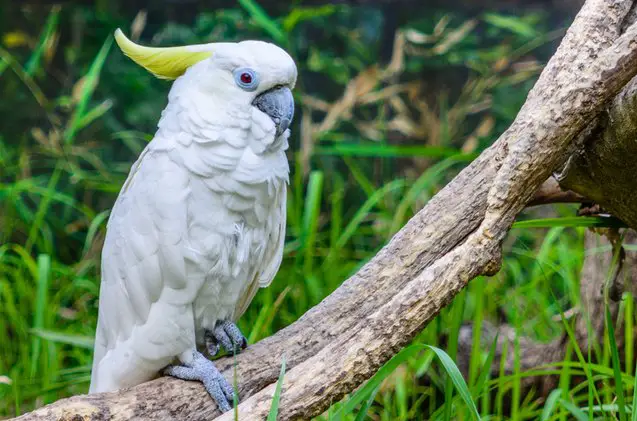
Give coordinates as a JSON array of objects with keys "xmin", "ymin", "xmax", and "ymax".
[{"xmin": 252, "ymin": 86, "xmax": 294, "ymax": 138}]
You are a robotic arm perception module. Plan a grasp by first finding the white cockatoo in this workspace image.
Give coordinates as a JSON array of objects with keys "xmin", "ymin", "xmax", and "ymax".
[{"xmin": 89, "ymin": 29, "xmax": 296, "ymax": 412}]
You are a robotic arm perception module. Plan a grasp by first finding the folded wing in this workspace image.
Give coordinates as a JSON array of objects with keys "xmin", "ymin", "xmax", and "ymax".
[{"xmin": 90, "ymin": 148, "xmax": 201, "ymax": 392}]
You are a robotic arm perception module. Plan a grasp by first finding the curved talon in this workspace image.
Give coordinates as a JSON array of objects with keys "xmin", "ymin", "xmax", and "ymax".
[
  {"xmin": 206, "ymin": 320, "xmax": 248, "ymax": 357},
  {"xmin": 164, "ymin": 351, "xmax": 235, "ymax": 412},
  {"xmin": 205, "ymin": 332, "xmax": 221, "ymax": 357},
  {"xmin": 214, "ymin": 325, "xmax": 234, "ymax": 353},
  {"xmin": 222, "ymin": 320, "xmax": 248, "ymax": 350}
]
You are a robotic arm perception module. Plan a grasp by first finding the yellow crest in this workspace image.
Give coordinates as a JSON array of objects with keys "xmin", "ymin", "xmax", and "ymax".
[{"xmin": 114, "ymin": 29, "xmax": 213, "ymax": 80}]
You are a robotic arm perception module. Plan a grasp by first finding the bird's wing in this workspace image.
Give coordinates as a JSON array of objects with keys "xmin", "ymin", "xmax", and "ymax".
[
  {"xmin": 233, "ymin": 183, "xmax": 286, "ymax": 320},
  {"xmin": 258, "ymin": 184, "xmax": 287, "ymax": 288},
  {"xmin": 90, "ymin": 148, "xmax": 201, "ymax": 392}
]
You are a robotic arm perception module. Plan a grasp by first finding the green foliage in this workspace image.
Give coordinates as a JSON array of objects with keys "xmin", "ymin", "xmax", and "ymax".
[
  {"xmin": 513, "ymin": 216, "xmax": 627, "ymax": 229},
  {"xmin": 267, "ymin": 357, "xmax": 286, "ymax": 421},
  {"xmin": 0, "ymin": 2, "xmax": 634, "ymax": 420},
  {"xmin": 328, "ymin": 344, "xmax": 481, "ymax": 421}
]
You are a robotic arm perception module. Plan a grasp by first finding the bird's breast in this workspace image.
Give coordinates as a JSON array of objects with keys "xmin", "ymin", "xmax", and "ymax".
[{"xmin": 187, "ymin": 168, "xmax": 286, "ymax": 340}]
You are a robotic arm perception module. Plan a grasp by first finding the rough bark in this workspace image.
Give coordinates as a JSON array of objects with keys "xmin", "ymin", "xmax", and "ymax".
[
  {"xmin": 558, "ymin": 76, "xmax": 637, "ymax": 227},
  {"xmin": 556, "ymin": 4, "xmax": 637, "ymax": 225},
  {"xmin": 11, "ymin": 1, "xmax": 637, "ymax": 420}
]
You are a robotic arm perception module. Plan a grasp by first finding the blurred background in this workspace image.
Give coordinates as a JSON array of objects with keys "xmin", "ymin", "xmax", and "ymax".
[{"xmin": 4, "ymin": 0, "xmax": 628, "ymax": 419}]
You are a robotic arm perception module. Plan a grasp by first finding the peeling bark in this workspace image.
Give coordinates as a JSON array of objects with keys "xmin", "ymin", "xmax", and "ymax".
[{"xmin": 11, "ymin": 1, "xmax": 637, "ymax": 420}]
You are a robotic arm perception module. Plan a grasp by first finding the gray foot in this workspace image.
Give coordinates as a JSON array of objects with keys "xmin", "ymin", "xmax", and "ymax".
[
  {"xmin": 164, "ymin": 351, "xmax": 235, "ymax": 412},
  {"xmin": 205, "ymin": 320, "xmax": 248, "ymax": 357}
]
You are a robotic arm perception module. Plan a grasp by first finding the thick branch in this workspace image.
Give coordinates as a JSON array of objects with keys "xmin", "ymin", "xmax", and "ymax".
[
  {"xmin": 558, "ymin": 75, "xmax": 637, "ymax": 227},
  {"xmin": 12, "ymin": 1, "xmax": 637, "ymax": 420},
  {"xmin": 557, "ymin": 5, "xmax": 637, "ymax": 225},
  {"xmin": 480, "ymin": 0, "xmax": 636, "ymax": 237}
]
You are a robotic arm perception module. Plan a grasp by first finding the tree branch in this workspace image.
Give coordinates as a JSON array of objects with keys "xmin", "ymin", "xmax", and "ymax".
[
  {"xmin": 527, "ymin": 177, "xmax": 586, "ymax": 207},
  {"xmin": 556, "ymin": 4, "xmax": 637, "ymax": 226},
  {"xmin": 557, "ymin": 74, "xmax": 637, "ymax": 227},
  {"xmin": 12, "ymin": 1, "xmax": 637, "ymax": 420}
]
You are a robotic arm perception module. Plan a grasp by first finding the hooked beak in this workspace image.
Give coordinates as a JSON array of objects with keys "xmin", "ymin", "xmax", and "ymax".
[{"xmin": 252, "ymin": 86, "xmax": 294, "ymax": 138}]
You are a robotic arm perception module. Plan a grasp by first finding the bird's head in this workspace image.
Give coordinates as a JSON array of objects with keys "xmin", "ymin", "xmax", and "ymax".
[{"xmin": 114, "ymin": 29, "xmax": 297, "ymax": 139}]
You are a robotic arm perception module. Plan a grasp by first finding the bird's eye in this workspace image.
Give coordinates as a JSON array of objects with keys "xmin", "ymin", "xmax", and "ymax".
[{"xmin": 233, "ymin": 68, "xmax": 259, "ymax": 91}]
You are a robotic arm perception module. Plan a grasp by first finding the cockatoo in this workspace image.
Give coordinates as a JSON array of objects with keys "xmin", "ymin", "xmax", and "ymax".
[{"xmin": 89, "ymin": 29, "xmax": 296, "ymax": 412}]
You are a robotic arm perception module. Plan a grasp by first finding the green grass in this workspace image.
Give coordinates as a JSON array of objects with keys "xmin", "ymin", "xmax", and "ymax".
[
  {"xmin": 1, "ymin": 2, "xmax": 636, "ymax": 420},
  {"xmin": 267, "ymin": 357, "xmax": 287, "ymax": 421}
]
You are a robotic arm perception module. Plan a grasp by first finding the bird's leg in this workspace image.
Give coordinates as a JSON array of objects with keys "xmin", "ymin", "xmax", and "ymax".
[
  {"xmin": 164, "ymin": 350, "xmax": 235, "ymax": 412},
  {"xmin": 205, "ymin": 320, "xmax": 248, "ymax": 357}
]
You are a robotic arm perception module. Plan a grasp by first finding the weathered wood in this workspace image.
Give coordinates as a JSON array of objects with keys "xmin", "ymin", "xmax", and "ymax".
[
  {"xmin": 12, "ymin": 1, "xmax": 637, "ymax": 420},
  {"xmin": 558, "ymin": 74, "xmax": 637, "ymax": 227}
]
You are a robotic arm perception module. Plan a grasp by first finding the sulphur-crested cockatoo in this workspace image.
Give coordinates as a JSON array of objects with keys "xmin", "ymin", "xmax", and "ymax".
[{"xmin": 89, "ymin": 29, "xmax": 296, "ymax": 412}]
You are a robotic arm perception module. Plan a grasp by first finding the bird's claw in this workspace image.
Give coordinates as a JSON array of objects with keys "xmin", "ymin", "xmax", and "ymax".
[
  {"xmin": 205, "ymin": 320, "xmax": 248, "ymax": 357},
  {"xmin": 164, "ymin": 351, "xmax": 235, "ymax": 412}
]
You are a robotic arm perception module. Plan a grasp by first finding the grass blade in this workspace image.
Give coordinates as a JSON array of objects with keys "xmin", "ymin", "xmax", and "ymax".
[
  {"xmin": 560, "ymin": 399, "xmax": 588, "ymax": 421},
  {"xmin": 512, "ymin": 216, "xmax": 626, "ymax": 229},
  {"xmin": 444, "ymin": 293, "xmax": 466, "ymax": 420},
  {"xmin": 332, "ymin": 344, "xmax": 480, "ymax": 420},
  {"xmin": 64, "ymin": 35, "xmax": 114, "ymax": 144},
  {"xmin": 267, "ymin": 357, "xmax": 287, "ymax": 421},
  {"xmin": 483, "ymin": 12, "xmax": 537, "ymax": 37},
  {"xmin": 301, "ymin": 171, "xmax": 324, "ymax": 276},
  {"xmin": 238, "ymin": 0, "xmax": 286, "ymax": 44},
  {"xmin": 427, "ymin": 345, "xmax": 481, "ymax": 421},
  {"xmin": 315, "ymin": 143, "xmax": 475, "ymax": 159},
  {"xmin": 632, "ymin": 362, "xmax": 637, "ymax": 421},
  {"xmin": 24, "ymin": 6, "xmax": 60, "ymax": 76},
  {"xmin": 30, "ymin": 254, "xmax": 51, "ymax": 378},
  {"xmin": 540, "ymin": 389, "xmax": 562, "ymax": 421},
  {"xmin": 82, "ymin": 210, "xmax": 110, "ymax": 257},
  {"xmin": 326, "ymin": 179, "xmax": 405, "ymax": 264},
  {"xmin": 605, "ymin": 238, "xmax": 627, "ymax": 421},
  {"xmin": 0, "ymin": 47, "xmax": 49, "ymax": 108},
  {"xmin": 607, "ymin": 304, "xmax": 628, "ymax": 421},
  {"xmin": 30, "ymin": 329, "xmax": 94, "ymax": 349},
  {"xmin": 353, "ymin": 386, "xmax": 380, "ymax": 421},
  {"xmin": 555, "ymin": 297, "xmax": 604, "ymax": 410},
  {"xmin": 626, "ymin": 294, "xmax": 634, "ymax": 379},
  {"xmin": 471, "ymin": 334, "xmax": 499, "ymax": 398}
]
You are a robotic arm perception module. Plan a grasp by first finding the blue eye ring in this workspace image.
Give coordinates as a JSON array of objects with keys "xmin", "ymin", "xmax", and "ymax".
[{"xmin": 233, "ymin": 68, "xmax": 259, "ymax": 91}]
